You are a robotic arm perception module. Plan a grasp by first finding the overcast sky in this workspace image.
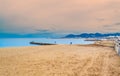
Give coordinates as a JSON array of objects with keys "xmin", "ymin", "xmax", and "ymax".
[{"xmin": 0, "ymin": 0, "xmax": 120, "ymax": 34}]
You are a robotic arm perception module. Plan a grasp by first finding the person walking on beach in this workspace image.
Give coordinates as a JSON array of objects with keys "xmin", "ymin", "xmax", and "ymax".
[
  {"xmin": 54, "ymin": 41, "xmax": 56, "ymax": 44},
  {"xmin": 70, "ymin": 42, "xmax": 72, "ymax": 45}
]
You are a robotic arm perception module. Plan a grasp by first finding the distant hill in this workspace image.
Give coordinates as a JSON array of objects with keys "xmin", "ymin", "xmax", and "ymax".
[
  {"xmin": 1, "ymin": 32, "xmax": 120, "ymax": 38},
  {"xmin": 64, "ymin": 33, "xmax": 120, "ymax": 38}
]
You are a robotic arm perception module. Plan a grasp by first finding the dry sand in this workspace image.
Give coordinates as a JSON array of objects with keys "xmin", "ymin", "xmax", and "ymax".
[{"xmin": 0, "ymin": 45, "xmax": 120, "ymax": 76}]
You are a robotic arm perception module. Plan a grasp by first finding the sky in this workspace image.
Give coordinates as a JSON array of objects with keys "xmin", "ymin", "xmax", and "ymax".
[{"xmin": 0, "ymin": 0, "xmax": 120, "ymax": 34}]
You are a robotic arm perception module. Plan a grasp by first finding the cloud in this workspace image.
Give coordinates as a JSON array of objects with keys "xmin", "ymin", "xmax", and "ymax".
[
  {"xmin": 96, "ymin": 18, "xmax": 105, "ymax": 21},
  {"xmin": 0, "ymin": 0, "xmax": 120, "ymax": 34},
  {"xmin": 103, "ymin": 22, "xmax": 120, "ymax": 28},
  {"xmin": 102, "ymin": 22, "xmax": 120, "ymax": 32},
  {"xmin": 114, "ymin": 22, "xmax": 120, "ymax": 25}
]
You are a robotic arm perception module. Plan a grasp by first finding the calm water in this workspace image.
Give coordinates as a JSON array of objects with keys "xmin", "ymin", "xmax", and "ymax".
[{"xmin": 0, "ymin": 38, "xmax": 94, "ymax": 47}]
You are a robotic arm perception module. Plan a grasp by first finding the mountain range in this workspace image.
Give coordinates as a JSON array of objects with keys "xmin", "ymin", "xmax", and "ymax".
[
  {"xmin": 64, "ymin": 33, "xmax": 120, "ymax": 38},
  {"xmin": 0, "ymin": 32, "xmax": 120, "ymax": 38}
]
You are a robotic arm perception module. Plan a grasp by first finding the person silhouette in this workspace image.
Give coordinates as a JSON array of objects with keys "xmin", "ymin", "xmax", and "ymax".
[{"xmin": 54, "ymin": 41, "xmax": 56, "ymax": 44}]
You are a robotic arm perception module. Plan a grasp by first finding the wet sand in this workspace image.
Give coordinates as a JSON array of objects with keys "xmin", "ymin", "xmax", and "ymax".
[{"xmin": 0, "ymin": 45, "xmax": 120, "ymax": 76}]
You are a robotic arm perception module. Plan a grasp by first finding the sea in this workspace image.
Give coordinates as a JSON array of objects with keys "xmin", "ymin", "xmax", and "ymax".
[{"xmin": 0, "ymin": 38, "xmax": 94, "ymax": 48}]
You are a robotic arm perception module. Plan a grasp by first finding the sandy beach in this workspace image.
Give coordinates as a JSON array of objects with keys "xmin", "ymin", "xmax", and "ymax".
[{"xmin": 0, "ymin": 45, "xmax": 120, "ymax": 76}]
